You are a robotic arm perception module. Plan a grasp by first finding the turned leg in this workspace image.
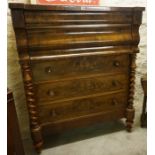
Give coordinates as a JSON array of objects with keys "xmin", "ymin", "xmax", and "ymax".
[
  {"xmin": 126, "ymin": 108, "xmax": 135, "ymax": 132},
  {"xmin": 126, "ymin": 54, "xmax": 136, "ymax": 132},
  {"xmin": 31, "ymin": 126, "xmax": 43, "ymax": 153},
  {"xmin": 22, "ymin": 62, "xmax": 44, "ymax": 153}
]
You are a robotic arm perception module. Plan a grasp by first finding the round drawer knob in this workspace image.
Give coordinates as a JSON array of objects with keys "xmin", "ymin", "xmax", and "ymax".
[
  {"xmin": 45, "ymin": 66, "xmax": 52, "ymax": 74},
  {"xmin": 47, "ymin": 90, "xmax": 55, "ymax": 97},
  {"xmin": 114, "ymin": 61, "xmax": 120, "ymax": 67},
  {"xmin": 112, "ymin": 99, "xmax": 118, "ymax": 106}
]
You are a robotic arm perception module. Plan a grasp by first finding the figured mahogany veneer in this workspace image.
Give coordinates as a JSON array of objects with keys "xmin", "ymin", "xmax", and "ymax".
[
  {"xmin": 9, "ymin": 3, "xmax": 144, "ymax": 153},
  {"xmin": 36, "ymin": 74, "xmax": 128, "ymax": 102},
  {"xmin": 31, "ymin": 54, "xmax": 129, "ymax": 82},
  {"xmin": 39, "ymin": 92, "xmax": 127, "ymax": 123}
]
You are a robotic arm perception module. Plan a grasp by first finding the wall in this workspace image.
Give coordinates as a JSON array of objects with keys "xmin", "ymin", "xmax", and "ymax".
[{"xmin": 7, "ymin": 0, "xmax": 147, "ymax": 140}]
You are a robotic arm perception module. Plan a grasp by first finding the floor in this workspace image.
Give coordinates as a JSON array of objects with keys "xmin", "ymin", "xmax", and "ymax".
[{"xmin": 23, "ymin": 110, "xmax": 147, "ymax": 155}]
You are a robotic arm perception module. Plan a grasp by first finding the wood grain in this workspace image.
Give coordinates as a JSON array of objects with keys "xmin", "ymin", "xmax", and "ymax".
[
  {"xmin": 39, "ymin": 92, "xmax": 127, "ymax": 123},
  {"xmin": 31, "ymin": 54, "xmax": 129, "ymax": 82},
  {"xmin": 35, "ymin": 74, "xmax": 128, "ymax": 102}
]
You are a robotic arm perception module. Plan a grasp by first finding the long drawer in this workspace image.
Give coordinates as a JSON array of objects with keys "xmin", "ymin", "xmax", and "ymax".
[
  {"xmin": 38, "ymin": 92, "xmax": 127, "ymax": 124},
  {"xmin": 25, "ymin": 11, "xmax": 132, "ymax": 25},
  {"xmin": 35, "ymin": 74, "xmax": 128, "ymax": 103},
  {"xmin": 31, "ymin": 54, "xmax": 129, "ymax": 82}
]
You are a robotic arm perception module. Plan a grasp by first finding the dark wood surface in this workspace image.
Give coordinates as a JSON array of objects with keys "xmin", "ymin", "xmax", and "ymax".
[
  {"xmin": 141, "ymin": 74, "xmax": 147, "ymax": 127},
  {"xmin": 31, "ymin": 54, "xmax": 129, "ymax": 82},
  {"xmin": 7, "ymin": 89, "xmax": 25, "ymax": 155},
  {"xmin": 39, "ymin": 92, "xmax": 127, "ymax": 123},
  {"xmin": 9, "ymin": 3, "xmax": 145, "ymax": 11},
  {"xmin": 9, "ymin": 3, "xmax": 144, "ymax": 153},
  {"xmin": 35, "ymin": 74, "xmax": 128, "ymax": 102}
]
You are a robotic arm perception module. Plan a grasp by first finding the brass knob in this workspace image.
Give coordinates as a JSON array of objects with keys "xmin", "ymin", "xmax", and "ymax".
[
  {"xmin": 114, "ymin": 61, "xmax": 120, "ymax": 67},
  {"xmin": 112, "ymin": 99, "xmax": 118, "ymax": 106},
  {"xmin": 45, "ymin": 66, "xmax": 52, "ymax": 74},
  {"xmin": 47, "ymin": 90, "xmax": 55, "ymax": 97}
]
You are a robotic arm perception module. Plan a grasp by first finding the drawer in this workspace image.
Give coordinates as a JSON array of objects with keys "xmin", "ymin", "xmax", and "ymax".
[
  {"xmin": 25, "ymin": 11, "xmax": 132, "ymax": 25},
  {"xmin": 27, "ymin": 31, "xmax": 132, "ymax": 50},
  {"xmin": 31, "ymin": 54, "xmax": 129, "ymax": 82},
  {"xmin": 35, "ymin": 74, "xmax": 128, "ymax": 103},
  {"xmin": 38, "ymin": 92, "xmax": 127, "ymax": 124}
]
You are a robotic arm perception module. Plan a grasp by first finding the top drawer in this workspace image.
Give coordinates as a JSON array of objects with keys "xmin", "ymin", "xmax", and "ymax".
[
  {"xmin": 25, "ymin": 11, "xmax": 132, "ymax": 25},
  {"xmin": 31, "ymin": 54, "xmax": 129, "ymax": 83}
]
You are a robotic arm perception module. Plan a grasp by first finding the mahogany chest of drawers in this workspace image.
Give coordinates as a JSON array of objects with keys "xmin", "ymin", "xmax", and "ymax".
[{"xmin": 9, "ymin": 3, "xmax": 144, "ymax": 152}]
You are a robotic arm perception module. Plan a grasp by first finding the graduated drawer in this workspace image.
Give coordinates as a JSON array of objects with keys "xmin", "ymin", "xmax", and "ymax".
[
  {"xmin": 35, "ymin": 74, "xmax": 128, "ymax": 103},
  {"xmin": 38, "ymin": 92, "xmax": 127, "ymax": 124},
  {"xmin": 31, "ymin": 54, "xmax": 129, "ymax": 82}
]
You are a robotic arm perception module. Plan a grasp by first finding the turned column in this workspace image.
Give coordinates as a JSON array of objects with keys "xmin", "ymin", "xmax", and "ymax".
[
  {"xmin": 126, "ymin": 54, "xmax": 136, "ymax": 132},
  {"xmin": 10, "ymin": 9, "xmax": 43, "ymax": 152},
  {"xmin": 126, "ymin": 9, "xmax": 144, "ymax": 131}
]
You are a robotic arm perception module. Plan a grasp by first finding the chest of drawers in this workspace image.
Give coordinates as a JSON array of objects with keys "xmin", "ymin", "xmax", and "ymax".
[{"xmin": 9, "ymin": 3, "xmax": 144, "ymax": 153}]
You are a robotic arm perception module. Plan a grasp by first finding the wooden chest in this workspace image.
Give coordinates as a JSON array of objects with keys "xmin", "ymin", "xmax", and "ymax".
[{"xmin": 9, "ymin": 3, "xmax": 144, "ymax": 152}]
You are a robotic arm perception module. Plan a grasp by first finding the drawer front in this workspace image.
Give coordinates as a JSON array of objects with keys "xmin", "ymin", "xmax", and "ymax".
[
  {"xmin": 35, "ymin": 74, "xmax": 128, "ymax": 103},
  {"xmin": 27, "ymin": 31, "xmax": 132, "ymax": 51},
  {"xmin": 31, "ymin": 54, "xmax": 129, "ymax": 82},
  {"xmin": 25, "ymin": 11, "xmax": 132, "ymax": 50},
  {"xmin": 25, "ymin": 11, "xmax": 132, "ymax": 25},
  {"xmin": 38, "ymin": 92, "xmax": 127, "ymax": 124}
]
